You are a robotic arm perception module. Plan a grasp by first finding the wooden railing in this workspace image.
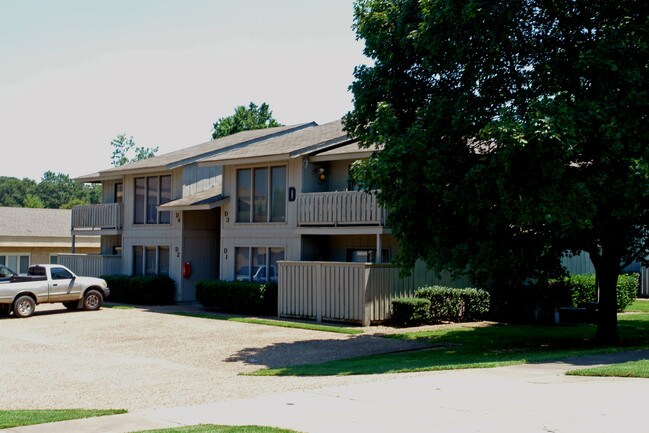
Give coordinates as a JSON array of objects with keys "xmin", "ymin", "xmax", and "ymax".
[
  {"xmin": 297, "ymin": 191, "xmax": 386, "ymax": 226},
  {"xmin": 58, "ymin": 254, "xmax": 122, "ymax": 278},
  {"xmin": 71, "ymin": 204, "xmax": 123, "ymax": 231},
  {"xmin": 278, "ymin": 261, "xmax": 470, "ymax": 325}
]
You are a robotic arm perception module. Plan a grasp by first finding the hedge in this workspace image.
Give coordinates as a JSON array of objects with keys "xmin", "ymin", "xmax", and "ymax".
[
  {"xmin": 102, "ymin": 275, "xmax": 176, "ymax": 305},
  {"xmin": 195, "ymin": 280, "xmax": 277, "ymax": 315},
  {"xmin": 553, "ymin": 273, "xmax": 639, "ymax": 311},
  {"xmin": 415, "ymin": 286, "xmax": 490, "ymax": 323},
  {"xmin": 391, "ymin": 298, "xmax": 431, "ymax": 327}
]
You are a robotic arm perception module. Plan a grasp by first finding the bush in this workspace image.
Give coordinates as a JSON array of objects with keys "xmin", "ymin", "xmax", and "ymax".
[
  {"xmin": 415, "ymin": 286, "xmax": 490, "ymax": 323},
  {"xmin": 102, "ymin": 275, "xmax": 176, "ymax": 305},
  {"xmin": 551, "ymin": 273, "xmax": 639, "ymax": 311},
  {"xmin": 391, "ymin": 298, "xmax": 431, "ymax": 327},
  {"xmin": 195, "ymin": 280, "xmax": 277, "ymax": 315}
]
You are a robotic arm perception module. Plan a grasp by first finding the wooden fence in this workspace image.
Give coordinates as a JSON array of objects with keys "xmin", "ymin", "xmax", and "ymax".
[
  {"xmin": 278, "ymin": 261, "xmax": 470, "ymax": 325},
  {"xmin": 58, "ymin": 254, "xmax": 122, "ymax": 278}
]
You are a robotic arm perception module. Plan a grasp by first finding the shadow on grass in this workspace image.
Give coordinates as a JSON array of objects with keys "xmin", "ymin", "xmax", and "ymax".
[{"xmin": 247, "ymin": 314, "xmax": 649, "ymax": 376}]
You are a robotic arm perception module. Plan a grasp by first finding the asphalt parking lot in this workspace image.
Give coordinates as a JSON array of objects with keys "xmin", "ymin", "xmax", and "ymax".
[{"xmin": 0, "ymin": 303, "xmax": 431, "ymax": 411}]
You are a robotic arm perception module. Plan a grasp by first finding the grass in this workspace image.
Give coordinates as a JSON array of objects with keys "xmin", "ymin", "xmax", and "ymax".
[
  {"xmin": 626, "ymin": 299, "xmax": 649, "ymax": 313},
  {"xmin": 134, "ymin": 425, "xmax": 301, "ymax": 433},
  {"xmin": 172, "ymin": 312, "xmax": 363, "ymax": 335},
  {"xmin": 0, "ymin": 409, "xmax": 126, "ymax": 429},
  {"xmin": 567, "ymin": 359, "xmax": 649, "ymax": 378},
  {"xmin": 250, "ymin": 313, "xmax": 649, "ymax": 377},
  {"xmin": 105, "ymin": 304, "xmax": 136, "ymax": 309}
]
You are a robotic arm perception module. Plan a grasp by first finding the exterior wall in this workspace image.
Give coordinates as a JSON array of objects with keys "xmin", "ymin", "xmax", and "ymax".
[
  {"xmin": 219, "ymin": 158, "xmax": 303, "ymax": 280},
  {"xmin": 182, "ymin": 163, "xmax": 221, "ymax": 196},
  {"xmin": 0, "ymin": 246, "xmax": 98, "ymax": 266},
  {"xmin": 302, "ymin": 158, "xmax": 354, "ymax": 193}
]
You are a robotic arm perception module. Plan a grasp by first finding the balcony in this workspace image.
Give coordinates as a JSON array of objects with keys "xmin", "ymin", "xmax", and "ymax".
[
  {"xmin": 297, "ymin": 191, "xmax": 386, "ymax": 226},
  {"xmin": 71, "ymin": 204, "xmax": 123, "ymax": 235}
]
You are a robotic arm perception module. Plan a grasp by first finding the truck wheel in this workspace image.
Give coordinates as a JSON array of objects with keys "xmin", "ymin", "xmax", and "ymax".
[
  {"xmin": 13, "ymin": 296, "xmax": 36, "ymax": 318},
  {"xmin": 83, "ymin": 290, "xmax": 103, "ymax": 311}
]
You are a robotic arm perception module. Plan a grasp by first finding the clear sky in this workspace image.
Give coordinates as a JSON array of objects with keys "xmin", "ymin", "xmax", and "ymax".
[{"xmin": 0, "ymin": 0, "xmax": 368, "ymax": 180}]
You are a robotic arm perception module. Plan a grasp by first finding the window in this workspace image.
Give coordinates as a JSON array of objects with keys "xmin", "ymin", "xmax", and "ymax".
[
  {"xmin": 134, "ymin": 175, "xmax": 171, "ymax": 224},
  {"xmin": 51, "ymin": 267, "xmax": 74, "ymax": 280},
  {"xmin": 0, "ymin": 254, "xmax": 29, "ymax": 273},
  {"xmin": 133, "ymin": 246, "xmax": 170, "ymax": 276},
  {"xmin": 347, "ymin": 249, "xmax": 391, "ymax": 263},
  {"xmin": 236, "ymin": 166, "xmax": 286, "ymax": 223},
  {"xmin": 235, "ymin": 246, "xmax": 284, "ymax": 282},
  {"xmin": 115, "ymin": 183, "xmax": 123, "ymax": 203}
]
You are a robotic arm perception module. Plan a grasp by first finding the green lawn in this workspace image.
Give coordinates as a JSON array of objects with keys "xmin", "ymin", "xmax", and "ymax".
[
  {"xmin": 173, "ymin": 312, "xmax": 363, "ymax": 335},
  {"xmin": 0, "ymin": 409, "xmax": 126, "ymax": 429},
  {"xmin": 135, "ymin": 425, "xmax": 301, "ymax": 433},
  {"xmin": 250, "ymin": 313, "xmax": 649, "ymax": 377},
  {"xmin": 567, "ymin": 359, "xmax": 649, "ymax": 378},
  {"xmin": 626, "ymin": 299, "xmax": 649, "ymax": 313}
]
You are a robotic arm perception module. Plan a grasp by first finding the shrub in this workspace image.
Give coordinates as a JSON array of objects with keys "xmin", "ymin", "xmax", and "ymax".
[
  {"xmin": 195, "ymin": 280, "xmax": 277, "ymax": 315},
  {"xmin": 102, "ymin": 275, "xmax": 176, "ymax": 305},
  {"xmin": 415, "ymin": 286, "xmax": 490, "ymax": 323},
  {"xmin": 551, "ymin": 273, "xmax": 639, "ymax": 311},
  {"xmin": 391, "ymin": 298, "xmax": 431, "ymax": 327}
]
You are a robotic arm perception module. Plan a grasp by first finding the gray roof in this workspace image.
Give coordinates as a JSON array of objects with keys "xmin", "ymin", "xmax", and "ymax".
[
  {"xmin": 0, "ymin": 207, "xmax": 72, "ymax": 238},
  {"xmin": 197, "ymin": 119, "xmax": 356, "ymax": 165},
  {"xmin": 76, "ymin": 123, "xmax": 316, "ymax": 182}
]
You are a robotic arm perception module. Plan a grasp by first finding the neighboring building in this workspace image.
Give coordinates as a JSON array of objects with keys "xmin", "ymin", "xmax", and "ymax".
[
  {"xmin": 0, "ymin": 207, "xmax": 99, "ymax": 273},
  {"xmin": 64, "ymin": 120, "xmax": 466, "ymax": 323}
]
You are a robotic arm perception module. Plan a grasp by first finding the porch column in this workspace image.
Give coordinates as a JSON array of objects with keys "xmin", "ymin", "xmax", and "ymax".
[
  {"xmin": 375, "ymin": 233, "xmax": 382, "ymax": 264},
  {"xmin": 71, "ymin": 234, "xmax": 76, "ymax": 254}
]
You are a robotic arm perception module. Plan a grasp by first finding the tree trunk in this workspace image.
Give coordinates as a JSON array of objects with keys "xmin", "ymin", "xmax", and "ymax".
[{"xmin": 594, "ymin": 260, "xmax": 620, "ymax": 345}]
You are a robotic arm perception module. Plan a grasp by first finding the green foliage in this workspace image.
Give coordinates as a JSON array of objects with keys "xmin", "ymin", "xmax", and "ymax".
[
  {"xmin": 22, "ymin": 193, "xmax": 44, "ymax": 208},
  {"xmin": 415, "ymin": 286, "xmax": 490, "ymax": 323},
  {"xmin": 102, "ymin": 275, "xmax": 176, "ymax": 305},
  {"xmin": 391, "ymin": 297, "xmax": 431, "ymax": 326},
  {"xmin": 346, "ymin": 0, "xmax": 649, "ymax": 343},
  {"xmin": 195, "ymin": 280, "xmax": 278, "ymax": 315},
  {"xmin": 0, "ymin": 177, "xmax": 37, "ymax": 206},
  {"xmin": 0, "ymin": 173, "xmax": 100, "ymax": 209},
  {"xmin": 211, "ymin": 102, "xmax": 282, "ymax": 139},
  {"xmin": 110, "ymin": 134, "xmax": 158, "ymax": 167},
  {"xmin": 552, "ymin": 273, "xmax": 639, "ymax": 311}
]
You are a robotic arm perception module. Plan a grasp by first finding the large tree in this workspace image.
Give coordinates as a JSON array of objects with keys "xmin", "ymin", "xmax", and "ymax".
[
  {"xmin": 345, "ymin": 0, "xmax": 649, "ymax": 343},
  {"xmin": 211, "ymin": 102, "xmax": 282, "ymax": 139}
]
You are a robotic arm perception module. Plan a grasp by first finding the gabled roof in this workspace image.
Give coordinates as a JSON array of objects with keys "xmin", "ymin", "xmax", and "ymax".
[
  {"xmin": 75, "ymin": 123, "xmax": 316, "ymax": 182},
  {"xmin": 197, "ymin": 119, "xmax": 357, "ymax": 166}
]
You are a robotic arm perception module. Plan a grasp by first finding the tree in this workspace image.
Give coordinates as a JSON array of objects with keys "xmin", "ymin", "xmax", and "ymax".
[
  {"xmin": 23, "ymin": 194, "xmax": 44, "ymax": 208},
  {"xmin": 345, "ymin": 0, "xmax": 649, "ymax": 343},
  {"xmin": 211, "ymin": 102, "xmax": 282, "ymax": 139},
  {"xmin": 110, "ymin": 134, "xmax": 158, "ymax": 167},
  {"xmin": 0, "ymin": 177, "xmax": 37, "ymax": 207},
  {"xmin": 35, "ymin": 171, "xmax": 100, "ymax": 209}
]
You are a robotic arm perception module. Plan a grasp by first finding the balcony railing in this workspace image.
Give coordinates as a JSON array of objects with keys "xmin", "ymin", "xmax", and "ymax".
[
  {"xmin": 58, "ymin": 254, "xmax": 122, "ymax": 278},
  {"xmin": 297, "ymin": 191, "xmax": 386, "ymax": 226},
  {"xmin": 71, "ymin": 203, "xmax": 123, "ymax": 232}
]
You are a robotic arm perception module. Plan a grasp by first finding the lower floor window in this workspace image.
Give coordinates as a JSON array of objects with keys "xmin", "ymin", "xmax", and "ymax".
[
  {"xmin": 235, "ymin": 246, "xmax": 284, "ymax": 282},
  {"xmin": 133, "ymin": 246, "xmax": 170, "ymax": 276},
  {"xmin": 0, "ymin": 254, "xmax": 29, "ymax": 273},
  {"xmin": 347, "ymin": 249, "xmax": 391, "ymax": 263}
]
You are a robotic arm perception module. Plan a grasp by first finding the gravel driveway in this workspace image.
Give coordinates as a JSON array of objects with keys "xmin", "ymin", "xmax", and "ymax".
[{"xmin": 0, "ymin": 303, "xmax": 432, "ymax": 411}]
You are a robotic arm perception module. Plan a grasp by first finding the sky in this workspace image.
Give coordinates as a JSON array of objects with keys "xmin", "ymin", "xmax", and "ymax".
[{"xmin": 0, "ymin": 0, "xmax": 368, "ymax": 181}]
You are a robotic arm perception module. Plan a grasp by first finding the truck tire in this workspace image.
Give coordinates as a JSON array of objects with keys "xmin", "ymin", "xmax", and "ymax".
[
  {"xmin": 83, "ymin": 289, "xmax": 103, "ymax": 311},
  {"xmin": 13, "ymin": 296, "xmax": 36, "ymax": 318}
]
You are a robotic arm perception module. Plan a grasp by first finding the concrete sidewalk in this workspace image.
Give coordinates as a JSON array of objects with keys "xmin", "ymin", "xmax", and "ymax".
[{"xmin": 7, "ymin": 350, "xmax": 649, "ymax": 433}]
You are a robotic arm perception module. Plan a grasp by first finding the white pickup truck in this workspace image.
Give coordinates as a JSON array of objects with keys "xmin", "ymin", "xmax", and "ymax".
[{"xmin": 0, "ymin": 264, "xmax": 110, "ymax": 318}]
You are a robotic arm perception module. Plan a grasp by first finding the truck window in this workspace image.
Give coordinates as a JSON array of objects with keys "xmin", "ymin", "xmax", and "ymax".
[
  {"xmin": 51, "ymin": 267, "xmax": 74, "ymax": 280},
  {"xmin": 28, "ymin": 266, "xmax": 46, "ymax": 276}
]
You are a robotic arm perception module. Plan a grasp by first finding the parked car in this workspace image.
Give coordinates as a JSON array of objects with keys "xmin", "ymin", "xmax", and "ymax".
[
  {"xmin": 0, "ymin": 264, "xmax": 110, "ymax": 318},
  {"xmin": 0, "ymin": 265, "xmax": 17, "ymax": 282}
]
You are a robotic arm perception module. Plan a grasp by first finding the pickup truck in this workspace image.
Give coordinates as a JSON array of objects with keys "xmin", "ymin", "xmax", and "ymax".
[{"xmin": 0, "ymin": 264, "xmax": 110, "ymax": 318}]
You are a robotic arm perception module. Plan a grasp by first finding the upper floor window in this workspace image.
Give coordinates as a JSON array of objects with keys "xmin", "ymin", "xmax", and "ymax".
[
  {"xmin": 134, "ymin": 175, "xmax": 171, "ymax": 224},
  {"xmin": 236, "ymin": 166, "xmax": 286, "ymax": 223}
]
